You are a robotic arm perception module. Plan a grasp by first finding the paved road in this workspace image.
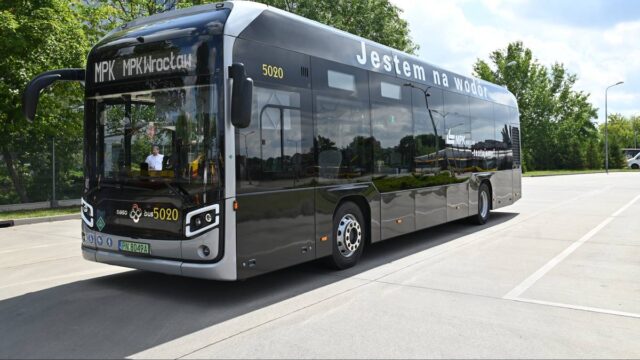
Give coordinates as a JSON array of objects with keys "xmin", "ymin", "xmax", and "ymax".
[{"xmin": 1, "ymin": 173, "xmax": 639, "ymax": 359}]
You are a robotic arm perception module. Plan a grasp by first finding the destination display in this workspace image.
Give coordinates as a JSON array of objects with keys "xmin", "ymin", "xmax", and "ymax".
[
  {"xmin": 87, "ymin": 35, "xmax": 209, "ymax": 86},
  {"xmin": 93, "ymin": 51, "xmax": 195, "ymax": 84}
]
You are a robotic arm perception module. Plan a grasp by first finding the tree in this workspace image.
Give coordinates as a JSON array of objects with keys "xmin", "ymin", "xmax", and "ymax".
[
  {"xmin": 473, "ymin": 42, "xmax": 599, "ymax": 171},
  {"xmin": 90, "ymin": 0, "xmax": 417, "ymax": 53},
  {"xmin": 86, "ymin": 0, "xmax": 177, "ymax": 36},
  {"xmin": 0, "ymin": 0, "xmax": 89, "ymax": 203},
  {"xmin": 2, "ymin": 0, "xmax": 417, "ymax": 203},
  {"xmin": 255, "ymin": 0, "xmax": 418, "ymax": 53},
  {"xmin": 600, "ymin": 113, "xmax": 639, "ymax": 168}
]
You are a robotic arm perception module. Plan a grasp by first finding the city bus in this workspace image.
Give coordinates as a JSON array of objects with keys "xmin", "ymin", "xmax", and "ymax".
[{"xmin": 23, "ymin": 1, "xmax": 521, "ymax": 280}]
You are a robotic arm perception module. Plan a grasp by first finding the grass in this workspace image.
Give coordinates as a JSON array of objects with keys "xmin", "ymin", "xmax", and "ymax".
[
  {"xmin": 523, "ymin": 168, "xmax": 639, "ymax": 177},
  {"xmin": 0, "ymin": 206, "xmax": 79, "ymax": 220}
]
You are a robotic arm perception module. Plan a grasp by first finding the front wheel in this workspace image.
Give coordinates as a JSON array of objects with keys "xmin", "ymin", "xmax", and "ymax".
[
  {"xmin": 327, "ymin": 202, "xmax": 366, "ymax": 270},
  {"xmin": 471, "ymin": 182, "xmax": 491, "ymax": 225},
  {"xmin": 632, "ymin": 164, "xmax": 639, "ymax": 169}
]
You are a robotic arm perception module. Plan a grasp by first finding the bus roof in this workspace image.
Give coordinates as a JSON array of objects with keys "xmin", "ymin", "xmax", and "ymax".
[{"xmin": 99, "ymin": 1, "xmax": 518, "ymax": 108}]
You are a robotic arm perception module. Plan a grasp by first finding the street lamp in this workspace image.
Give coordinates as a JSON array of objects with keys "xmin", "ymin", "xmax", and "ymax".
[
  {"xmin": 404, "ymin": 83, "xmax": 439, "ymax": 148},
  {"xmin": 605, "ymin": 81, "xmax": 624, "ymax": 174}
]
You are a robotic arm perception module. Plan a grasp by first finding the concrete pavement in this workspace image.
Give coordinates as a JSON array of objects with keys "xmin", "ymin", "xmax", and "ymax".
[{"xmin": 0, "ymin": 173, "xmax": 639, "ymax": 358}]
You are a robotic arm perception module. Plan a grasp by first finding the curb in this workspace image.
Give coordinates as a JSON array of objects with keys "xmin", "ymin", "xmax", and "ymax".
[
  {"xmin": 523, "ymin": 170, "xmax": 639, "ymax": 178},
  {"xmin": 8, "ymin": 214, "xmax": 80, "ymax": 227}
]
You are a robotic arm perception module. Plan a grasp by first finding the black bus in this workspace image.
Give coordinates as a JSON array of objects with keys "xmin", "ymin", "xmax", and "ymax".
[{"xmin": 23, "ymin": 1, "xmax": 521, "ymax": 280}]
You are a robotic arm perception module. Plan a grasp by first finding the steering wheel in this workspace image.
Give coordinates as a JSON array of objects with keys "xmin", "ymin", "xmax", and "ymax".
[{"xmin": 163, "ymin": 155, "xmax": 173, "ymax": 169}]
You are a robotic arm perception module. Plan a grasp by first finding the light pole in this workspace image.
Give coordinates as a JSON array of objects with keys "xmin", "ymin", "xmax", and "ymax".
[
  {"xmin": 404, "ymin": 83, "xmax": 440, "ymax": 154},
  {"xmin": 240, "ymin": 130, "xmax": 254, "ymax": 184},
  {"xmin": 605, "ymin": 81, "xmax": 624, "ymax": 173}
]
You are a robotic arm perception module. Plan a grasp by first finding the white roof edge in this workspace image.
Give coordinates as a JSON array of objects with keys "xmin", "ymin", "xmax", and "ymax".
[
  {"xmin": 224, "ymin": 1, "xmax": 511, "ymax": 99},
  {"xmin": 223, "ymin": 1, "xmax": 267, "ymax": 37}
]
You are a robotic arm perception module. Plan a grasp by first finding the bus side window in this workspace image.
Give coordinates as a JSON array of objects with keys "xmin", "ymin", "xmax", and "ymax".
[
  {"xmin": 494, "ymin": 104, "xmax": 513, "ymax": 170},
  {"xmin": 413, "ymin": 86, "xmax": 445, "ymax": 176},
  {"xmin": 443, "ymin": 91, "xmax": 471, "ymax": 174},
  {"xmin": 312, "ymin": 59, "xmax": 372, "ymax": 184},
  {"xmin": 236, "ymin": 85, "xmax": 312, "ymax": 191},
  {"xmin": 370, "ymin": 74, "xmax": 413, "ymax": 191},
  {"xmin": 469, "ymin": 97, "xmax": 496, "ymax": 172}
]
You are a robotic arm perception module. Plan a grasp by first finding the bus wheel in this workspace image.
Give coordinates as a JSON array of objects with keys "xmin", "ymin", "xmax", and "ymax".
[
  {"xmin": 472, "ymin": 182, "xmax": 491, "ymax": 225},
  {"xmin": 328, "ymin": 202, "xmax": 365, "ymax": 269}
]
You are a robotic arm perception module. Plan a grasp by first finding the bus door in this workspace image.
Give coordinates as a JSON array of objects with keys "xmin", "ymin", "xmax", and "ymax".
[{"xmin": 233, "ymin": 39, "xmax": 315, "ymax": 278}]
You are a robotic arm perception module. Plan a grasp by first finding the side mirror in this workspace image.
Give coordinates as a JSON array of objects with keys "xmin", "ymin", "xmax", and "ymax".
[
  {"xmin": 229, "ymin": 63, "xmax": 253, "ymax": 129},
  {"xmin": 22, "ymin": 68, "xmax": 85, "ymax": 122}
]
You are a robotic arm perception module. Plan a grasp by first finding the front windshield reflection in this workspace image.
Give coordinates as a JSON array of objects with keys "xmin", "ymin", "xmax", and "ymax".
[{"xmin": 96, "ymin": 85, "xmax": 220, "ymax": 188}]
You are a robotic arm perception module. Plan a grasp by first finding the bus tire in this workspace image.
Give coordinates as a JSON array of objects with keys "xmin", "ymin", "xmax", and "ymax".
[
  {"xmin": 327, "ymin": 202, "xmax": 365, "ymax": 270},
  {"xmin": 472, "ymin": 182, "xmax": 491, "ymax": 225}
]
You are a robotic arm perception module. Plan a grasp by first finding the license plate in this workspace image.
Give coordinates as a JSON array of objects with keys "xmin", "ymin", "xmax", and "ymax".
[{"xmin": 119, "ymin": 240, "xmax": 150, "ymax": 255}]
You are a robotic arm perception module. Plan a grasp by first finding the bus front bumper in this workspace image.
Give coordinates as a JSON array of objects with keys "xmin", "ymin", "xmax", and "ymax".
[{"xmin": 82, "ymin": 247, "xmax": 237, "ymax": 281}]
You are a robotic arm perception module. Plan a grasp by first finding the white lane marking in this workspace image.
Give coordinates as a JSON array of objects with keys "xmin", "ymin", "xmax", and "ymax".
[
  {"xmin": 511, "ymin": 297, "xmax": 640, "ymax": 319},
  {"xmin": 504, "ymin": 193, "xmax": 640, "ymax": 300}
]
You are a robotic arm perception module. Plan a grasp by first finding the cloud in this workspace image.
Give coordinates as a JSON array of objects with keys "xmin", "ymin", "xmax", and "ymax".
[{"xmin": 391, "ymin": 0, "xmax": 640, "ymax": 122}]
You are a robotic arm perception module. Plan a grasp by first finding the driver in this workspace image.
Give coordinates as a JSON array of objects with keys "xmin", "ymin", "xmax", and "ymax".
[{"xmin": 145, "ymin": 145, "xmax": 164, "ymax": 171}]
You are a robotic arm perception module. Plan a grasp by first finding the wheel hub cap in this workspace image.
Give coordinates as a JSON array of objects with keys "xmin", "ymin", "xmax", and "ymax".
[
  {"xmin": 481, "ymin": 191, "xmax": 489, "ymax": 218},
  {"xmin": 337, "ymin": 214, "xmax": 362, "ymax": 258}
]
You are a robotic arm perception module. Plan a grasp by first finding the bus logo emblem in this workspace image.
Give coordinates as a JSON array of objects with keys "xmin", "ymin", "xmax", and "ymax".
[
  {"xmin": 130, "ymin": 204, "xmax": 143, "ymax": 223},
  {"xmin": 96, "ymin": 217, "xmax": 106, "ymax": 231},
  {"xmin": 96, "ymin": 209, "xmax": 106, "ymax": 231}
]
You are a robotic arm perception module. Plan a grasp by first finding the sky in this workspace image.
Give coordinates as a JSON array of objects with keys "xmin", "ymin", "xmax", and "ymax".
[{"xmin": 390, "ymin": 0, "xmax": 640, "ymax": 123}]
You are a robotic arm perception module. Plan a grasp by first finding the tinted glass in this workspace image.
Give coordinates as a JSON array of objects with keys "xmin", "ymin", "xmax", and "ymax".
[
  {"xmin": 469, "ymin": 97, "xmax": 496, "ymax": 171},
  {"xmin": 96, "ymin": 85, "xmax": 220, "ymax": 190},
  {"xmin": 313, "ymin": 60, "xmax": 372, "ymax": 183},
  {"xmin": 443, "ymin": 91, "xmax": 471, "ymax": 174},
  {"xmin": 370, "ymin": 75, "xmax": 412, "ymax": 191},
  {"xmin": 236, "ymin": 84, "xmax": 314, "ymax": 192},
  {"xmin": 315, "ymin": 95, "xmax": 372, "ymax": 183},
  {"xmin": 408, "ymin": 86, "xmax": 464, "ymax": 187},
  {"xmin": 413, "ymin": 86, "xmax": 445, "ymax": 174},
  {"xmin": 494, "ymin": 104, "xmax": 513, "ymax": 170}
]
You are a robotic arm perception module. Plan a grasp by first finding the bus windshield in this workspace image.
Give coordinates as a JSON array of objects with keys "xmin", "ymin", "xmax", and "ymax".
[{"xmin": 95, "ymin": 85, "xmax": 221, "ymax": 190}]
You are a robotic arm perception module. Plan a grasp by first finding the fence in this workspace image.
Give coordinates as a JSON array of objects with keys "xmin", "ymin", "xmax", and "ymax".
[
  {"xmin": 0, "ymin": 137, "xmax": 83, "ymax": 207},
  {"xmin": 0, "ymin": 199, "xmax": 80, "ymax": 212}
]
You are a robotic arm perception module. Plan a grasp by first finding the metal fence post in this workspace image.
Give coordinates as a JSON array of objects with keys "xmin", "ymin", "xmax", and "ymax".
[{"xmin": 51, "ymin": 137, "xmax": 57, "ymax": 208}]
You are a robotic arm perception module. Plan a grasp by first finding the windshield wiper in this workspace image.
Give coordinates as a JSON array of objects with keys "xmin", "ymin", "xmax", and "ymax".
[{"xmin": 163, "ymin": 181, "xmax": 194, "ymax": 206}]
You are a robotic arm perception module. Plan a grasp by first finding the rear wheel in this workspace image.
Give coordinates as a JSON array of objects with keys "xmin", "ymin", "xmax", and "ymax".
[
  {"xmin": 471, "ymin": 182, "xmax": 491, "ymax": 225},
  {"xmin": 632, "ymin": 164, "xmax": 639, "ymax": 169},
  {"xmin": 327, "ymin": 202, "xmax": 365, "ymax": 269}
]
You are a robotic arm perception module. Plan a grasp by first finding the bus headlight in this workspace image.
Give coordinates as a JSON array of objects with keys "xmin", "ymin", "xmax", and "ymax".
[
  {"xmin": 185, "ymin": 204, "xmax": 219, "ymax": 237},
  {"xmin": 81, "ymin": 198, "xmax": 94, "ymax": 227}
]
